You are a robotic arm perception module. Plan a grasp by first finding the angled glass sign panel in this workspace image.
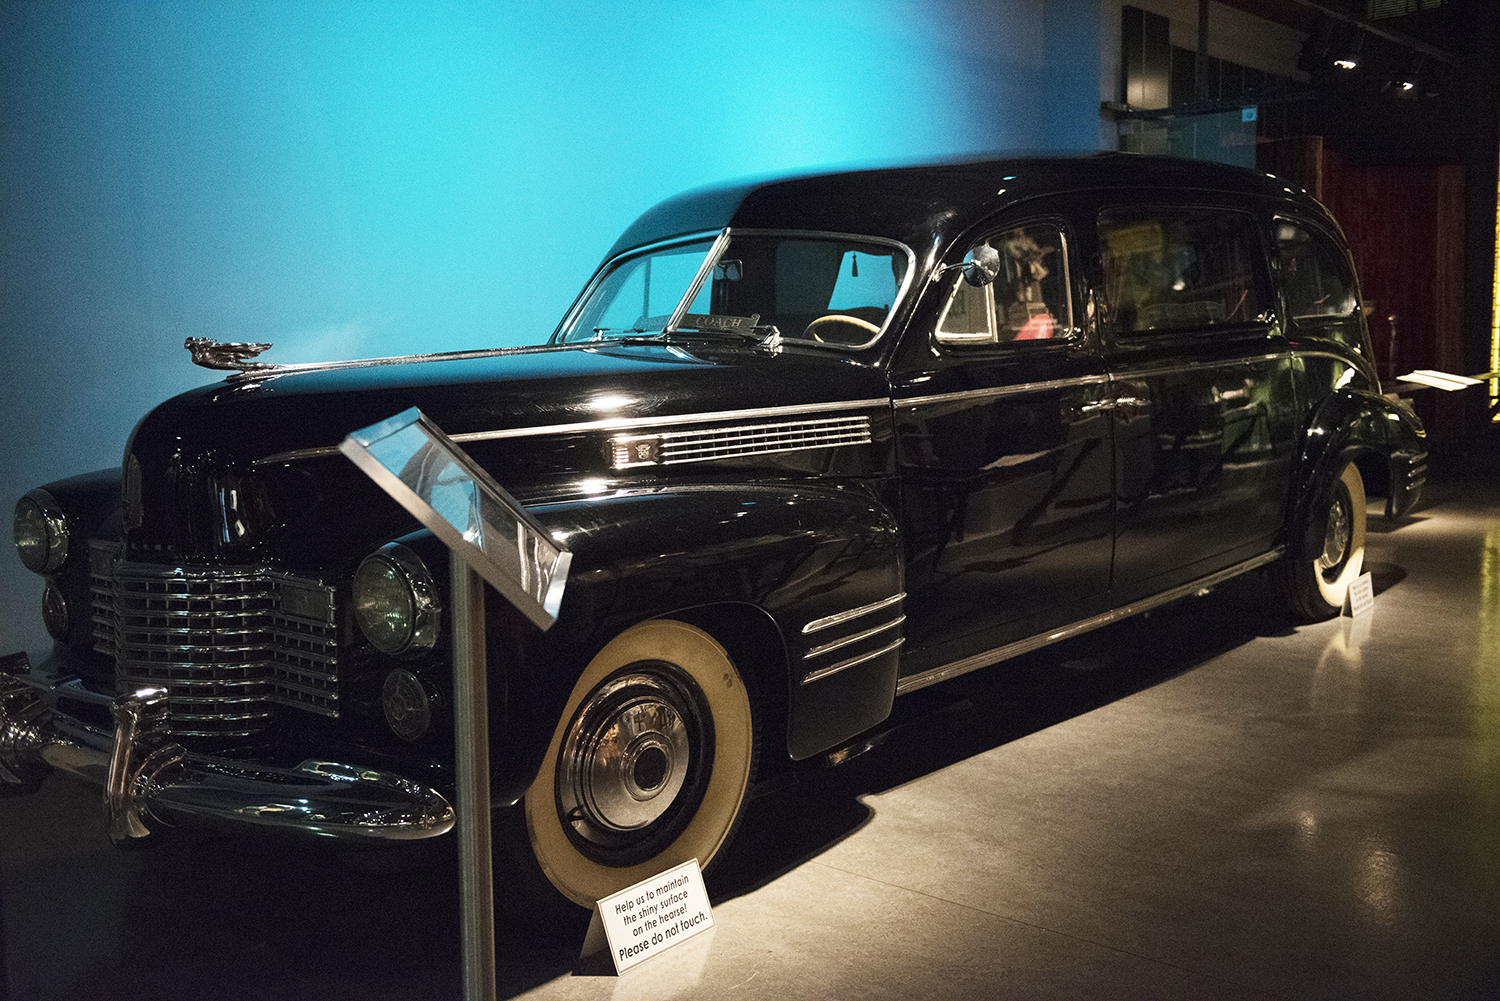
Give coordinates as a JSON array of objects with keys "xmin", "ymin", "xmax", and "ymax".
[{"xmin": 341, "ymin": 407, "xmax": 571, "ymax": 631}]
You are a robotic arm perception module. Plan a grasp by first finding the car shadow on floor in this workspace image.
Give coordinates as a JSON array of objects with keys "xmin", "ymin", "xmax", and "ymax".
[{"xmin": 708, "ymin": 568, "xmax": 1309, "ymax": 905}]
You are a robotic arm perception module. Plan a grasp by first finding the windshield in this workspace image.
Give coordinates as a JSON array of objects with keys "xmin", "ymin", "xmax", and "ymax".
[{"xmin": 556, "ymin": 230, "xmax": 912, "ymax": 349}]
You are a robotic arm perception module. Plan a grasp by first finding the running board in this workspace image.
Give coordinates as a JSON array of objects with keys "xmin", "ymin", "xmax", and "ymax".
[{"xmin": 895, "ymin": 548, "xmax": 1285, "ymax": 696}]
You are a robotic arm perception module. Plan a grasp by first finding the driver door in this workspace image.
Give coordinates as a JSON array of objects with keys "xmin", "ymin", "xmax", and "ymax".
[{"xmin": 892, "ymin": 213, "xmax": 1116, "ymax": 679}]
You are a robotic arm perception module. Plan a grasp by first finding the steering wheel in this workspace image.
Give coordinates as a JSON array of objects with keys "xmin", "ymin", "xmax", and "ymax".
[{"xmin": 804, "ymin": 314, "xmax": 881, "ymax": 344}]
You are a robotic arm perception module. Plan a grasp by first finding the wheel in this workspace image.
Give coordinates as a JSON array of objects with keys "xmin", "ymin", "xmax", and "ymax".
[
  {"xmin": 804, "ymin": 313, "xmax": 880, "ymax": 344},
  {"xmin": 1275, "ymin": 460, "xmax": 1366, "ymax": 622},
  {"xmin": 515, "ymin": 619, "xmax": 755, "ymax": 914}
]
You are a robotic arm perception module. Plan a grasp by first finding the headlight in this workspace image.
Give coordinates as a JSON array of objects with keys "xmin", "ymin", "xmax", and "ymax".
[
  {"xmin": 14, "ymin": 489, "xmax": 69, "ymax": 574},
  {"xmin": 352, "ymin": 544, "xmax": 440, "ymax": 656}
]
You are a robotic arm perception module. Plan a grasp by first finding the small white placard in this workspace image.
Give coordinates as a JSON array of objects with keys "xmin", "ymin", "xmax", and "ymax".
[
  {"xmin": 1398, "ymin": 369, "xmax": 1483, "ymax": 391},
  {"xmin": 1346, "ymin": 571, "xmax": 1375, "ymax": 619},
  {"xmin": 585, "ymin": 859, "xmax": 715, "ymax": 974}
]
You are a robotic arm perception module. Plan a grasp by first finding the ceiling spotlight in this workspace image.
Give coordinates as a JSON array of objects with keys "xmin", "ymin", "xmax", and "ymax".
[{"xmin": 1386, "ymin": 54, "xmax": 1428, "ymax": 100}]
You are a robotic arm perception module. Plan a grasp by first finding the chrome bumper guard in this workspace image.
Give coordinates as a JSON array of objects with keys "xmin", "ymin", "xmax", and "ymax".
[{"xmin": 0, "ymin": 654, "xmax": 454, "ymax": 844}]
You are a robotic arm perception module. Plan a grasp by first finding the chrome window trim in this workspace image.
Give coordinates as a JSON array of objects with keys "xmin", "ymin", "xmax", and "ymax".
[
  {"xmin": 935, "ymin": 220, "xmax": 1076, "ymax": 346},
  {"xmin": 933, "ymin": 280, "xmax": 997, "ymax": 345},
  {"xmin": 664, "ymin": 228, "xmax": 734, "ymax": 335},
  {"xmin": 895, "ymin": 548, "xmax": 1283, "ymax": 696},
  {"xmin": 1098, "ymin": 203, "xmax": 1275, "ymax": 339},
  {"xmin": 253, "ymin": 398, "xmax": 892, "ymax": 466},
  {"xmin": 559, "ymin": 227, "xmax": 919, "ymax": 352},
  {"xmin": 1272, "ymin": 214, "xmax": 1361, "ymax": 322},
  {"xmin": 722, "ymin": 228, "xmax": 919, "ymax": 353},
  {"xmin": 552, "ymin": 229, "xmax": 725, "ymax": 343}
]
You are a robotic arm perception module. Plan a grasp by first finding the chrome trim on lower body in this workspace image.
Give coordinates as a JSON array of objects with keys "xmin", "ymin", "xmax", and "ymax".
[
  {"xmin": 802, "ymin": 637, "xmax": 905, "ymax": 685},
  {"xmin": 1391, "ymin": 450, "xmax": 1428, "ymax": 520},
  {"xmin": 895, "ymin": 549, "xmax": 1284, "ymax": 696},
  {"xmin": 0, "ymin": 664, "xmax": 453, "ymax": 842},
  {"xmin": 802, "ymin": 592, "xmax": 906, "ymax": 634},
  {"xmin": 804, "ymin": 617, "xmax": 907, "ymax": 661},
  {"xmin": 798, "ymin": 592, "xmax": 907, "ymax": 684}
]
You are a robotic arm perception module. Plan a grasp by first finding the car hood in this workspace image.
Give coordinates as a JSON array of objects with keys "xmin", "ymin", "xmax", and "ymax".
[
  {"xmin": 117, "ymin": 340, "xmax": 893, "ymax": 561},
  {"xmin": 131, "ymin": 340, "xmax": 891, "ymax": 464}
]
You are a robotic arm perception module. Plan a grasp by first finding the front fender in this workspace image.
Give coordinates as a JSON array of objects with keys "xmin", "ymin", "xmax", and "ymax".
[
  {"xmin": 24, "ymin": 469, "xmax": 122, "ymax": 655},
  {"xmin": 486, "ymin": 481, "xmax": 903, "ymax": 797}
]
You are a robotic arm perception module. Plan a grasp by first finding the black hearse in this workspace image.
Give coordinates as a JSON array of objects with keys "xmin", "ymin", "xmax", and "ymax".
[{"xmin": 3, "ymin": 153, "xmax": 1427, "ymax": 919}]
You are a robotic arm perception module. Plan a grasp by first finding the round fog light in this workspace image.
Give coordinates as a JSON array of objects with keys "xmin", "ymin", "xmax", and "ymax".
[
  {"xmin": 382, "ymin": 669, "xmax": 434, "ymax": 742},
  {"xmin": 41, "ymin": 584, "xmax": 69, "ymax": 640}
]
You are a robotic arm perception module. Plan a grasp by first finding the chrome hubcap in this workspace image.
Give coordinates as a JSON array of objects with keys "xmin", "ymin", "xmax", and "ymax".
[
  {"xmin": 558, "ymin": 670, "xmax": 698, "ymax": 848},
  {"xmin": 1318, "ymin": 491, "xmax": 1351, "ymax": 578}
]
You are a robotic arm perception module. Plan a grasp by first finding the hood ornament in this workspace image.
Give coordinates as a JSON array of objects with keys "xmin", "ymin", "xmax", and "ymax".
[{"xmin": 185, "ymin": 337, "xmax": 275, "ymax": 373}]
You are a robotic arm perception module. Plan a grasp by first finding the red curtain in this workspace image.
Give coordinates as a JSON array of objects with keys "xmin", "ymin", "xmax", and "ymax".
[{"xmin": 1322, "ymin": 154, "xmax": 1467, "ymax": 446}]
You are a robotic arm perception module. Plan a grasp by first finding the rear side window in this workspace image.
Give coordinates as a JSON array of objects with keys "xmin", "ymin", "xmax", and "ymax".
[
  {"xmin": 1099, "ymin": 207, "xmax": 1270, "ymax": 336},
  {"xmin": 1276, "ymin": 220, "xmax": 1357, "ymax": 320}
]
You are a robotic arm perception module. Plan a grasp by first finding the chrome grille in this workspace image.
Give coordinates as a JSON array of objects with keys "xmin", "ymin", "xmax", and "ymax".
[
  {"xmin": 92, "ymin": 543, "xmax": 339, "ymax": 737},
  {"xmin": 609, "ymin": 415, "xmax": 872, "ymax": 468}
]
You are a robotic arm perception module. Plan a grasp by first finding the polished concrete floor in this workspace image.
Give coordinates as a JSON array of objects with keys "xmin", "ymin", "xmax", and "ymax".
[{"xmin": 4, "ymin": 449, "xmax": 1499, "ymax": 1000}]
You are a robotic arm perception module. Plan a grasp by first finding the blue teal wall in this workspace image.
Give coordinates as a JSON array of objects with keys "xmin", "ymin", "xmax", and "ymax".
[{"xmin": 0, "ymin": 0, "xmax": 1102, "ymax": 656}]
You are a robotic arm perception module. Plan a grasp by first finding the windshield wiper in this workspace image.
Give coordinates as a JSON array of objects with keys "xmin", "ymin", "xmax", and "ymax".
[{"xmin": 599, "ymin": 313, "xmax": 783, "ymax": 350}]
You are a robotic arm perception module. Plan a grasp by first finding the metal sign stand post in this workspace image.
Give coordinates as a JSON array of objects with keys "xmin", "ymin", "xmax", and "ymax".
[
  {"xmin": 340, "ymin": 407, "xmax": 573, "ymax": 1001},
  {"xmin": 452, "ymin": 561, "xmax": 497, "ymax": 1001}
]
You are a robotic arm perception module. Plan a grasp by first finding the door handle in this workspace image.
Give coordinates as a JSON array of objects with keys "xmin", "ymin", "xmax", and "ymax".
[{"xmin": 1081, "ymin": 396, "xmax": 1151, "ymax": 416}]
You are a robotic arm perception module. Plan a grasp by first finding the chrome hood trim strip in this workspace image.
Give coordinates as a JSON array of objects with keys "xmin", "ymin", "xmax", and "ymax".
[
  {"xmin": 254, "ymin": 398, "xmax": 891, "ymax": 467},
  {"xmin": 227, "ymin": 342, "xmax": 594, "ymax": 383}
]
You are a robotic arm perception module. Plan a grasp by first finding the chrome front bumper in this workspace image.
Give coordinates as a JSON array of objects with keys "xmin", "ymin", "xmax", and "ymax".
[{"xmin": 0, "ymin": 654, "xmax": 454, "ymax": 844}]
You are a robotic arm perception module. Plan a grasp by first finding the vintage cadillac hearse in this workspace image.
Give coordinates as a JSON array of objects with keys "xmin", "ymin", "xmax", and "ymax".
[{"xmin": 2, "ymin": 153, "xmax": 1427, "ymax": 920}]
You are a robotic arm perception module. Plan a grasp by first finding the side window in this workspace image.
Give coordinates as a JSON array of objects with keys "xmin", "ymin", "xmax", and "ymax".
[
  {"xmin": 936, "ymin": 223, "xmax": 1072, "ymax": 346},
  {"xmin": 1276, "ymin": 219, "xmax": 1359, "ymax": 323},
  {"xmin": 1099, "ymin": 207, "xmax": 1270, "ymax": 335}
]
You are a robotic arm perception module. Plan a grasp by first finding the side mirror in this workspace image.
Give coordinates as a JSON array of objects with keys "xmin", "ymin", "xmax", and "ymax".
[{"xmin": 961, "ymin": 244, "xmax": 1002, "ymax": 287}]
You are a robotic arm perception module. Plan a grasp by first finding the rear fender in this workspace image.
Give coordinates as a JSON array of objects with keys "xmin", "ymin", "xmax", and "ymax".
[{"xmin": 1288, "ymin": 390, "xmax": 1427, "ymax": 554}]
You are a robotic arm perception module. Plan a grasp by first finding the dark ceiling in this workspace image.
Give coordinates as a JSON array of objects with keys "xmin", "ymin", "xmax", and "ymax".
[
  {"xmin": 1203, "ymin": 0, "xmax": 1494, "ymax": 164},
  {"xmin": 1212, "ymin": 0, "xmax": 1468, "ymax": 66}
]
